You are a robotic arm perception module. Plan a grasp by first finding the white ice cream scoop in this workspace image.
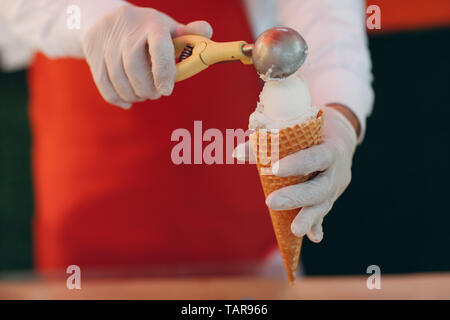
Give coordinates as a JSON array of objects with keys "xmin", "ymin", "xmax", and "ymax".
[
  {"xmin": 259, "ymin": 75, "xmax": 311, "ymax": 121},
  {"xmin": 249, "ymin": 75, "xmax": 318, "ymax": 130},
  {"xmin": 173, "ymin": 27, "xmax": 308, "ymax": 81}
]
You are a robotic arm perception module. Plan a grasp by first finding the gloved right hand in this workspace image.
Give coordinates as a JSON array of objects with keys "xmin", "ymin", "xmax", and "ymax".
[{"xmin": 83, "ymin": 5, "xmax": 213, "ymax": 109}]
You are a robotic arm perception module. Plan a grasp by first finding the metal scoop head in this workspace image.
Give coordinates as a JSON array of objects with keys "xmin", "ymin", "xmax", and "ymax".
[{"xmin": 249, "ymin": 26, "xmax": 308, "ymax": 79}]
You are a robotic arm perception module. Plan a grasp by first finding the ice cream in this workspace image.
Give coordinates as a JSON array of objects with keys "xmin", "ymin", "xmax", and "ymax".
[
  {"xmin": 249, "ymin": 73, "xmax": 323, "ymax": 285},
  {"xmin": 250, "ymin": 74, "xmax": 318, "ymax": 130}
]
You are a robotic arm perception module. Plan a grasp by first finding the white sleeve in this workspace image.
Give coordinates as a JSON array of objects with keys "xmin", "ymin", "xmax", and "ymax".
[
  {"xmin": 0, "ymin": 17, "xmax": 33, "ymax": 71},
  {"xmin": 0, "ymin": 0, "xmax": 127, "ymax": 59},
  {"xmin": 244, "ymin": 0, "xmax": 374, "ymax": 142}
]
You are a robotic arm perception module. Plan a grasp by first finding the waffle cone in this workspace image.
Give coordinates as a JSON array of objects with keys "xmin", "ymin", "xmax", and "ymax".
[{"xmin": 250, "ymin": 110, "xmax": 324, "ymax": 284}]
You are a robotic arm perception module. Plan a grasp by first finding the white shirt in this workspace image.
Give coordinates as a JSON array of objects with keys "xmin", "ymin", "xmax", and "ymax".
[{"xmin": 0, "ymin": 0, "xmax": 373, "ymax": 139}]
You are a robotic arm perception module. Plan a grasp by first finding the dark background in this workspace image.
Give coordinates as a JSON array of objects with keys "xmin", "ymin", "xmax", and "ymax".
[
  {"xmin": 302, "ymin": 27, "xmax": 450, "ymax": 275},
  {"xmin": 1, "ymin": 28, "xmax": 449, "ymax": 275},
  {"xmin": 0, "ymin": 70, "xmax": 33, "ymax": 271}
]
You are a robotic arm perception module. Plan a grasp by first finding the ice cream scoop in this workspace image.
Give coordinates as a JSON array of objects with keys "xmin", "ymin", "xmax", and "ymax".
[
  {"xmin": 250, "ymin": 75, "xmax": 318, "ymax": 130},
  {"xmin": 173, "ymin": 27, "xmax": 308, "ymax": 81},
  {"xmin": 260, "ymin": 75, "xmax": 311, "ymax": 120},
  {"xmin": 244, "ymin": 27, "xmax": 308, "ymax": 80}
]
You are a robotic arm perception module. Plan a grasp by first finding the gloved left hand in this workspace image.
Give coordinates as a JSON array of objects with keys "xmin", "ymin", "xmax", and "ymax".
[{"xmin": 234, "ymin": 106, "xmax": 358, "ymax": 243}]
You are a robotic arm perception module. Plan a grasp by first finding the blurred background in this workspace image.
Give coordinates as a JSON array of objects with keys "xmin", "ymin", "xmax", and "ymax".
[
  {"xmin": 1, "ymin": 4, "xmax": 449, "ymax": 277},
  {"xmin": 302, "ymin": 27, "xmax": 450, "ymax": 275}
]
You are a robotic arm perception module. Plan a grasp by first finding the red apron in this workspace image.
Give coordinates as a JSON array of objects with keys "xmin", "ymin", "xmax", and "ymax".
[{"xmin": 29, "ymin": 0, "xmax": 276, "ymax": 272}]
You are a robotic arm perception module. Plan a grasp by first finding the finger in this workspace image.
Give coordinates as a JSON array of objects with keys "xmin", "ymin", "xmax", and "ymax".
[
  {"xmin": 122, "ymin": 37, "xmax": 161, "ymax": 100},
  {"xmin": 272, "ymin": 142, "xmax": 335, "ymax": 177},
  {"xmin": 90, "ymin": 60, "xmax": 131, "ymax": 109},
  {"xmin": 266, "ymin": 172, "xmax": 335, "ymax": 210},
  {"xmin": 147, "ymin": 25, "xmax": 176, "ymax": 96},
  {"xmin": 104, "ymin": 49, "xmax": 144, "ymax": 103},
  {"xmin": 307, "ymin": 221, "xmax": 324, "ymax": 243},
  {"xmin": 173, "ymin": 20, "xmax": 213, "ymax": 38},
  {"xmin": 291, "ymin": 201, "xmax": 333, "ymax": 238},
  {"xmin": 232, "ymin": 141, "xmax": 256, "ymax": 163}
]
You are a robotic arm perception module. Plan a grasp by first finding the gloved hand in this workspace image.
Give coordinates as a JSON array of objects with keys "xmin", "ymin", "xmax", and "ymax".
[
  {"xmin": 234, "ymin": 106, "xmax": 358, "ymax": 243},
  {"xmin": 83, "ymin": 5, "xmax": 213, "ymax": 109}
]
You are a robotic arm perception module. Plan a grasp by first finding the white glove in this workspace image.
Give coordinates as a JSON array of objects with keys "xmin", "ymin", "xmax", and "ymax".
[
  {"xmin": 0, "ymin": 1, "xmax": 212, "ymax": 108},
  {"xmin": 83, "ymin": 5, "xmax": 213, "ymax": 109},
  {"xmin": 234, "ymin": 106, "xmax": 357, "ymax": 243}
]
